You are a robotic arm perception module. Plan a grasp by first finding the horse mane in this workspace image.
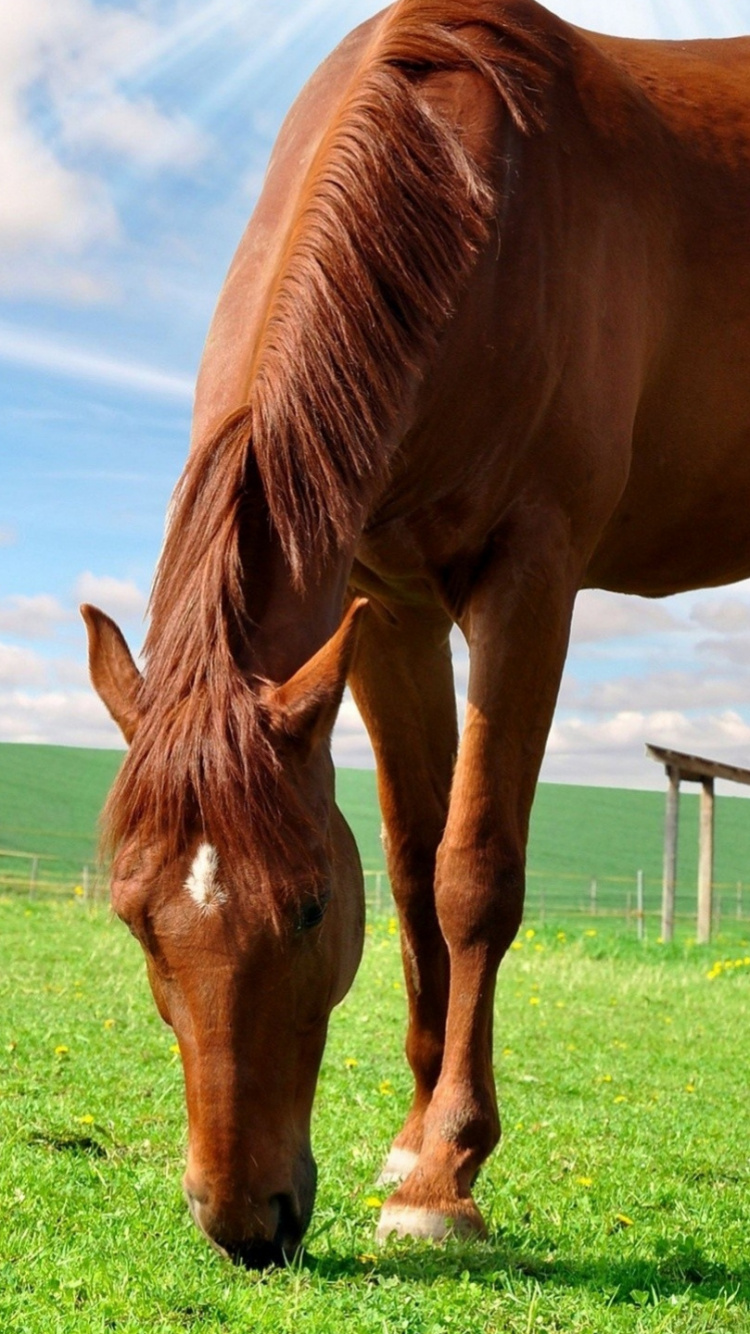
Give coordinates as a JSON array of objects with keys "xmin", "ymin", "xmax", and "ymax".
[{"xmin": 103, "ymin": 1, "xmax": 555, "ymax": 883}]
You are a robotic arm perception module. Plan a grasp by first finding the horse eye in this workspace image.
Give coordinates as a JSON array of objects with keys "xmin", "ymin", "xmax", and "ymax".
[{"xmin": 296, "ymin": 896, "xmax": 328, "ymax": 932}]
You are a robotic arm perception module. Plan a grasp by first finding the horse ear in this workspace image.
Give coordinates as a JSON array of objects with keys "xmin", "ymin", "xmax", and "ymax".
[
  {"xmin": 80, "ymin": 604, "xmax": 143, "ymax": 744},
  {"xmin": 266, "ymin": 598, "xmax": 368, "ymax": 753}
]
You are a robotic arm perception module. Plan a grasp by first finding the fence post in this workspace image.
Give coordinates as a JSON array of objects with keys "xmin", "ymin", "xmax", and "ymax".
[
  {"xmin": 637, "ymin": 869, "xmax": 644, "ymax": 942},
  {"xmin": 29, "ymin": 855, "xmax": 38, "ymax": 898},
  {"xmin": 589, "ymin": 878, "xmax": 597, "ymax": 917}
]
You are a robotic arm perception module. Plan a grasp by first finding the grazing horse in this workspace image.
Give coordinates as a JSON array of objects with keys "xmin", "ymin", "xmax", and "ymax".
[{"xmin": 83, "ymin": 0, "xmax": 750, "ymax": 1265}]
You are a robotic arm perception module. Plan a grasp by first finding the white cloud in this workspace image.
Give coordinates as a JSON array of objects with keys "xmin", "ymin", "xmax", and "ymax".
[
  {"xmin": 570, "ymin": 589, "xmax": 684, "ymax": 644},
  {"xmin": 691, "ymin": 598, "xmax": 750, "ymax": 634},
  {"xmin": 0, "ymin": 325, "xmax": 194, "ymax": 399},
  {"xmin": 559, "ymin": 668, "xmax": 750, "ymax": 714},
  {"xmin": 543, "ymin": 709, "xmax": 750, "ymax": 790},
  {"xmin": 0, "ymin": 0, "xmax": 209, "ymax": 294},
  {"xmin": 74, "ymin": 572, "xmax": 147, "ymax": 622},
  {"xmin": 0, "ymin": 595, "xmax": 68, "ymax": 639},
  {"xmin": 0, "ymin": 688, "xmax": 123, "ymax": 748},
  {"xmin": 0, "ymin": 644, "xmax": 47, "ymax": 688}
]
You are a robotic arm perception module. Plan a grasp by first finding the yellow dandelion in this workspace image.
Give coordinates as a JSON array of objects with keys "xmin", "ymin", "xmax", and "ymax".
[
  {"xmin": 379, "ymin": 1080, "xmax": 394, "ymax": 1096},
  {"xmin": 103, "ymin": 1019, "xmax": 115, "ymax": 1030},
  {"xmin": 364, "ymin": 1196, "xmax": 382, "ymax": 1209},
  {"xmin": 387, "ymin": 918, "xmax": 397, "ymax": 936},
  {"xmin": 54, "ymin": 1045, "xmax": 69, "ymax": 1056},
  {"xmin": 78, "ymin": 1114, "xmax": 94, "ymax": 1125},
  {"xmin": 556, "ymin": 931, "xmax": 567, "ymax": 942},
  {"xmin": 598, "ymin": 1074, "xmax": 613, "ymax": 1083},
  {"xmin": 533, "ymin": 944, "xmax": 545, "ymax": 953},
  {"xmin": 169, "ymin": 1043, "xmax": 180, "ymax": 1055},
  {"xmin": 344, "ymin": 1057, "xmax": 358, "ymax": 1069},
  {"xmin": 529, "ymin": 996, "xmax": 540, "ymax": 1005},
  {"xmin": 524, "ymin": 928, "xmax": 536, "ymax": 940},
  {"xmin": 614, "ymin": 1213, "xmax": 634, "ymax": 1228},
  {"xmin": 576, "ymin": 1176, "xmax": 593, "ymax": 1188},
  {"xmin": 584, "ymin": 929, "xmax": 597, "ymax": 938},
  {"xmin": 510, "ymin": 940, "xmax": 523, "ymax": 951},
  {"xmin": 392, "ymin": 981, "xmax": 401, "ymax": 991},
  {"xmin": 613, "ymin": 1095, "xmax": 628, "ymax": 1104},
  {"xmin": 73, "ymin": 886, "xmax": 84, "ymax": 898},
  {"xmin": 502, "ymin": 1046, "xmax": 513, "ymax": 1057},
  {"xmin": 358, "ymin": 1252, "xmax": 379, "ymax": 1264},
  {"xmin": 685, "ymin": 1083, "xmax": 696, "ymax": 1093}
]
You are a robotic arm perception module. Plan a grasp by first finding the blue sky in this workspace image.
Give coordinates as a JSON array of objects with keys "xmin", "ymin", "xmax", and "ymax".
[{"xmin": 2, "ymin": 0, "xmax": 750, "ymax": 789}]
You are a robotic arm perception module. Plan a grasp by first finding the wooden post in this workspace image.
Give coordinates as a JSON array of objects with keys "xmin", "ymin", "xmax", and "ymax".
[
  {"xmin": 29, "ymin": 855, "xmax": 38, "ymax": 897},
  {"xmin": 637, "ymin": 869, "xmax": 644, "ymax": 942},
  {"xmin": 661, "ymin": 766, "xmax": 680, "ymax": 942},
  {"xmin": 589, "ymin": 878, "xmax": 597, "ymax": 917},
  {"xmin": 697, "ymin": 777, "xmax": 714, "ymax": 945}
]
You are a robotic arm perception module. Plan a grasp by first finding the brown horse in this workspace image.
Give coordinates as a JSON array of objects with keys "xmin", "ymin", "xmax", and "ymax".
[{"xmin": 83, "ymin": 0, "xmax": 750, "ymax": 1265}]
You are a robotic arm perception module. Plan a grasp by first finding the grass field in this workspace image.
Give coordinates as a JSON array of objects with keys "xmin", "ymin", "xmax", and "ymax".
[
  {"xmin": 1, "ymin": 895, "xmax": 750, "ymax": 1332},
  {"xmin": 3, "ymin": 742, "xmax": 750, "ymax": 927}
]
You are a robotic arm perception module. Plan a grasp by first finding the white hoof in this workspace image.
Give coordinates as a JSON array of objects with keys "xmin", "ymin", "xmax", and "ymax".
[
  {"xmin": 376, "ymin": 1146, "xmax": 419, "ymax": 1187},
  {"xmin": 376, "ymin": 1205, "xmax": 453, "ymax": 1243}
]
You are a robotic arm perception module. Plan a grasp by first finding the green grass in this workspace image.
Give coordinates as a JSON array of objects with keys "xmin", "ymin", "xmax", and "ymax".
[{"xmin": 1, "ymin": 895, "xmax": 750, "ymax": 1332}]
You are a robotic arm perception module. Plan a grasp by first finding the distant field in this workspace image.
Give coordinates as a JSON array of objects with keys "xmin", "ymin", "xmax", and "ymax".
[{"xmin": 2, "ymin": 742, "xmax": 750, "ymax": 928}]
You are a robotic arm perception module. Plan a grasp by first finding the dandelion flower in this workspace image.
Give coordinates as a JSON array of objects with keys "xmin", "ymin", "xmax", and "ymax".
[
  {"xmin": 614, "ymin": 1213, "xmax": 634, "ymax": 1228},
  {"xmin": 529, "ymin": 996, "xmax": 540, "ymax": 1006},
  {"xmin": 576, "ymin": 1176, "xmax": 593, "ymax": 1188},
  {"xmin": 525, "ymin": 928, "xmax": 536, "ymax": 941},
  {"xmin": 685, "ymin": 1083, "xmax": 696, "ymax": 1093},
  {"xmin": 103, "ymin": 1019, "xmax": 115, "ymax": 1030},
  {"xmin": 345, "ymin": 1057, "xmax": 358, "ymax": 1069},
  {"xmin": 54, "ymin": 1045, "xmax": 69, "ymax": 1056},
  {"xmin": 169, "ymin": 1043, "xmax": 180, "ymax": 1055},
  {"xmin": 379, "ymin": 1080, "xmax": 394, "ymax": 1096},
  {"xmin": 365, "ymin": 1196, "xmax": 383, "ymax": 1209},
  {"xmin": 613, "ymin": 1095, "xmax": 628, "ymax": 1104},
  {"xmin": 78, "ymin": 1114, "xmax": 94, "ymax": 1125}
]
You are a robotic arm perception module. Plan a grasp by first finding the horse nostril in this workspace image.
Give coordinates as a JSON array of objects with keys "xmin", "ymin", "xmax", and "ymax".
[{"xmin": 271, "ymin": 1192, "xmax": 303, "ymax": 1252}]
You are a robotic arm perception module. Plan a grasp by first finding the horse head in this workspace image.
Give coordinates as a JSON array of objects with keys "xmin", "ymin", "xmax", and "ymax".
[{"xmin": 81, "ymin": 600, "xmax": 366, "ymax": 1266}]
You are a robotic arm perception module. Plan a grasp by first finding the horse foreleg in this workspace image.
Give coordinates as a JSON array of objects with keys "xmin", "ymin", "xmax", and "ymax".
[
  {"xmin": 348, "ymin": 597, "xmax": 457, "ymax": 1184},
  {"xmin": 375, "ymin": 513, "xmax": 580, "ymax": 1242}
]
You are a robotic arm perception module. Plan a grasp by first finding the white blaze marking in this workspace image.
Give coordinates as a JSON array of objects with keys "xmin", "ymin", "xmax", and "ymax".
[{"xmin": 185, "ymin": 843, "xmax": 225, "ymax": 909}]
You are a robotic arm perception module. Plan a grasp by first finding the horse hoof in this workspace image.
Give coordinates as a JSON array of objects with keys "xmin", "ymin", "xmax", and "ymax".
[
  {"xmin": 375, "ymin": 1200, "xmax": 486, "ymax": 1244},
  {"xmin": 376, "ymin": 1146, "xmax": 419, "ymax": 1186}
]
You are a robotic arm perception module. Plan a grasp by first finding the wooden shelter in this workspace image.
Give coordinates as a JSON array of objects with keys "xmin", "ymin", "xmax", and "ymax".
[{"xmin": 646, "ymin": 744, "xmax": 750, "ymax": 944}]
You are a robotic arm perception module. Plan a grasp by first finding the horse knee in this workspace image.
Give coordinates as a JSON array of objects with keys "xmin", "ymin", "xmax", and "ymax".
[{"xmin": 434, "ymin": 843, "xmax": 525, "ymax": 958}]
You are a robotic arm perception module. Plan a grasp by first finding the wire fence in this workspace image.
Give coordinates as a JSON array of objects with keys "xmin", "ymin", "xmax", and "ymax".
[{"xmin": 3, "ymin": 845, "xmax": 748, "ymax": 939}]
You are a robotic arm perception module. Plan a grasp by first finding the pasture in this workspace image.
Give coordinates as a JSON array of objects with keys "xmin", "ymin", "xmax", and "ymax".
[
  {"xmin": 2, "ymin": 742, "xmax": 750, "ymax": 1329},
  {"xmin": 1, "ymin": 894, "xmax": 750, "ymax": 1331}
]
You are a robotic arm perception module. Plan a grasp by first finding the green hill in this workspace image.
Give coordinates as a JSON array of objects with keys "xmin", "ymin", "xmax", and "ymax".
[{"xmin": 1, "ymin": 742, "xmax": 750, "ymax": 923}]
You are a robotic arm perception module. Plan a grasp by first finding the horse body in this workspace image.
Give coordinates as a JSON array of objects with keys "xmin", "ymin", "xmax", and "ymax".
[{"xmin": 84, "ymin": 0, "xmax": 750, "ymax": 1261}]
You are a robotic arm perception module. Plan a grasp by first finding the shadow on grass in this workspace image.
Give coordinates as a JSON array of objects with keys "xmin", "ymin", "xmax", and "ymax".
[
  {"xmin": 25, "ymin": 1131, "xmax": 108, "ymax": 1157},
  {"xmin": 303, "ymin": 1233, "xmax": 750, "ymax": 1307}
]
